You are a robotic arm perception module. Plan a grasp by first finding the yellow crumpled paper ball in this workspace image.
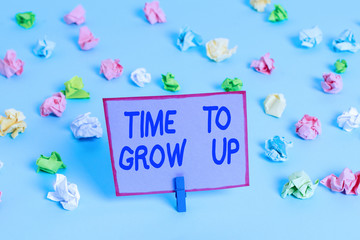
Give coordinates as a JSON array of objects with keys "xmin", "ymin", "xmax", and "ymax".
[
  {"xmin": 250, "ymin": 0, "xmax": 271, "ymax": 12},
  {"xmin": 0, "ymin": 109, "xmax": 27, "ymax": 138},
  {"xmin": 263, "ymin": 93, "xmax": 286, "ymax": 118},
  {"xmin": 206, "ymin": 38, "xmax": 237, "ymax": 62}
]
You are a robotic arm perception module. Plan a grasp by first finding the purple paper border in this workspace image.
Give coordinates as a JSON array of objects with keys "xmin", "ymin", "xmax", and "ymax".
[{"xmin": 103, "ymin": 91, "xmax": 249, "ymax": 196}]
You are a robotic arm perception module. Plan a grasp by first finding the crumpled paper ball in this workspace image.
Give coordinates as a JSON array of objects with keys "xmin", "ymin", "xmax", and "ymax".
[
  {"xmin": 321, "ymin": 73, "xmax": 343, "ymax": 94},
  {"xmin": 332, "ymin": 29, "xmax": 360, "ymax": 53},
  {"xmin": 143, "ymin": 1, "xmax": 166, "ymax": 24},
  {"xmin": 0, "ymin": 109, "xmax": 27, "ymax": 138},
  {"xmin": 78, "ymin": 26, "xmax": 99, "ymax": 50},
  {"xmin": 70, "ymin": 112, "xmax": 103, "ymax": 139},
  {"xmin": 263, "ymin": 93, "xmax": 286, "ymax": 118},
  {"xmin": 337, "ymin": 107, "xmax": 360, "ymax": 132},
  {"xmin": 16, "ymin": 12, "xmax": 35, "ymax": 29},
  {"xmin": 130, "ymin": 68, "xmax": 151, "ymax": 87},
  {"xmin": 33, "ymin": 36, "xmax": 56, "ymax": 58},
  {"xmin": 64, "ymin": 5, "xmax": 85, "ymax": 25},
  {"xmin": 299, "ymin": 26, "xmax": 323, "ymax": 48},
  {"xmin": 47, "ymin": 174, "xmax": 80, "ymax": 211},
  {"xmin": 251, "ymin": 53, "xmax": 275, "ymax": 75},
  {"xmin": 0, "ymin": 49, "xmax": 24, "ymax": 78},
  {"xmin": 177, "ymin": 26, "xmax": 203, "ymax": 51},
  {"xmin": 334, "ymin": 59, "xmax": 347, "ymax": 74},
  {"xmin": 162, "ymin": 72, "xmax": 180, "ymax": 92},
  {"xmin": 265, "ymin": 136, "xmax": 293, "ymax": 162},
  {"xmin": 281, "ymin": 171, "xmax": 319, "ymax": 199},
  {"xmin": 100, "ymin": 59, "xmax": 123, "ymax": 80},
  {"xmin": 40, "ymin": 92, "xmax": 67, "ymax": 117},
  {"xmin": 206, "ymin": 38, "xmax": 237, "ymax": 62},
  {"xmin": 221, "ymin": 78, "xmax": 243, "ymax": 92},
  {"xmin": 250, "ymin": 0, "xmax": 270, "ymax": 12},
  {"xmin": 321, "ymin": 168, "xmax": 360, "ymax": 195},
  {"xmin": 268, "ymin": 4, "xmax": 288, "ymax": 22},
  {"xmin": 295, "ymin": 114, "xmax": 321, "ymax": 140}
]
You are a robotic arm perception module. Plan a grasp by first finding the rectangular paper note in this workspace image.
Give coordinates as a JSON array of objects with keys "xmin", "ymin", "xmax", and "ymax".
[{"xmin": 103, "ymin": 92, "xmax": 249, "ymax": 196}]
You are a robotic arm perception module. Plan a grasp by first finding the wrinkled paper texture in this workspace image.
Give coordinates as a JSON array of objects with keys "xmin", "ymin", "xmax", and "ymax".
[
  {"xmin": 251, "ymin": 53, "xmax": 275, "ymax": 75},
  {"xmin": 333, "ymin": 29, "xmax": 360, "ymax": 53},
  {"xmin": 250, "ymin": 0, "xmax": 270, "ymax": 12},
  {"xmin": 321, "ymin": 73, "xmax": 343, "ymax": 94},
  {"xmin": 144, "ymin": 1, "xmax": 166, "ymax": 24},
  {"xmin": 299, "ymin": 26, "xmax": 322, "ymax": 48},
  {"xmin": 177, "ymin": 26, "xmax": 203, "ymax": 51},
  {"xmin": 221, "ymin": 78, "xmax": 243, "ymax": 92},
  {"xmin": 281, "ymin": 171, "xmax": 319, "ymax": 199},
  {"xmin": 206, "ymin": 38, "xmax": 237, "ymax": 62},
  {"xmin": 265, "ymin": 136, "xmax": 293, "ymax": 161},
  {"xmin": 162, "ymin": 72, "xmax": 180, "ymax": 92},
  {"xmin": 47, "ymin": 174, "xmax": 80, "ymax": 210},
  {"xmin": 33, "ymin": 36, "xmax": 56, "ymax": 58},
  {"xmin": 295, "ymin": 114, "xmax": 321, "ymax": 140},
  {"xmin": 64, "ymin": 5, "xmax": 85, "ymax": 25},
  {"xmin": 71, "ymin": 112, "xmax": 103, "ymax": 139},
  {"xmin": 36, "ymin": 151, "xmax": 66, "ymax": 174},
  {"xmin": 269, "ymin": 4, "xmax": 287, "ymax": 22},
  {"xmin": 0, "ymin": 50, "xmax": 24, "ymax": 78},
  {"xmin": 264, "ymin": 93, "xmax": 286, "ymax": 118},
  {"xmin": 40, "ymin": 92, "xmax": 67, "ymax": 117},
  {"xmin": 0, "ymin": 109, "xmax": 26, "ymax": 138},
  {"xmin": 337, "ymin": 107, "xmax": 360, "ymax": 132},
  {"xmin": 334, "ymin": 59, "xmax": 347, "ymax": 73},
  {"xmin": 78, "ymin": 26, "xmax": 99, "ymax": 50},
  {"xmin": 61, "ymin": 76, "xmax": 90, "ymax": 99},
  {"xmin": 321, "ymin": 168, "xmax": 360, "ymax": 195},
  {"xmin": 100, "ymin": 59, "xmax": 123, "ymax": 80},
  {"xmin": 16, "ymin": 12, "xmax": 35, "ymax": 29},
  {"xmin": 130, "ymin": 68, "xmax": 151, "ymax": 87}
]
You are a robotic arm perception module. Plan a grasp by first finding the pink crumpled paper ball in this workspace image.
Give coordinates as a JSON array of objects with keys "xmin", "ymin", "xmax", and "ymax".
[
  {"xmin": 295, "ymin": 114, "xmax": 321, "ymax": 140},
  {"xmin": 64, "ymin": 5, "xmax": 86, "ymax": 25},
  {"xmin": 144, "ymin": 1, "xmax": 166, "ymax": 24},
  {"xmin": 321, "ymin": 168, "xmax": 360, "ymax": 195},
  {"xmin": 78, "ymin": 26, "xmax": 99, "ymax": 51},
  {"xmin": 0, "ymin": 50, "xmax": 24, "ymax": 78},
  {"xmin": 250, "ymin": 53, "xmax": 275, "ymax": 75},
  {"xmin": 40, "ymin": 92, "xmax": 67, "ymax": 117},
  {"xmin": 321, "ymin": 73, "xmax": 343, "ymax": 94},
  {"xmin": 100, "ymin": 59, "xmax": 123, "ymax": 80}
]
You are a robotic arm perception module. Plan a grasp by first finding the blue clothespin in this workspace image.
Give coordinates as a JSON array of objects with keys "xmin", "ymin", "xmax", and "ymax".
[{"xmin": 174, "ymin": 176, "xmax": 186, "ymax": 212}]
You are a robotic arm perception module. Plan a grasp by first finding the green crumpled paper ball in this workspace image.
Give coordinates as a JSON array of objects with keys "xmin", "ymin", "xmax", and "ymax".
[
  {"xmin": 269, "ymin": 5, "xmax": 288, "ymax": 22},
  {"xmin": 334, "ymin": 59, "xmax": 347, "ymax": 74},
  {"xmin": 162, "ymin": 73, "xmax": 180, "ymax": 92},
  {"xmin": 221, "ymin": 78, "xmax": 243, "ymax": 92},
  {"xmin": 36, "ymin": 151, "xmax": 66, "ymax": 174},
  {"xmin": 16, "ymin": 12, "xmax": 35, "ymax": 29},
  {"xmin": 281, "ymin": 171, "xmax": 319, "ymax": 199},
  {"xmin": 61, "ymin": 76, "xmax": 90, "ymax": 99}
]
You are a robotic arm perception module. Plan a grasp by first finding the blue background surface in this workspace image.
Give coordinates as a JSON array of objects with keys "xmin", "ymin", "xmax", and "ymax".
[{"xmin": 1, "ymin": 0, "xmax": 360, "ymax": 239}]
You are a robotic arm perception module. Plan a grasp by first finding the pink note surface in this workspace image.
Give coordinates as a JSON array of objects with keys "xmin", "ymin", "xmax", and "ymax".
[{"xmin": 103, "ymin": 92, "xmax": 249, "ymax": 196}]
